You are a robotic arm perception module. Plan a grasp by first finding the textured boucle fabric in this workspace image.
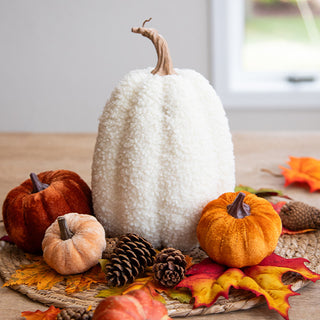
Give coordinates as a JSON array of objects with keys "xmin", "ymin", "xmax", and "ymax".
[{"xmin": 91, "ymin": 68, "xmax": 235, "ymax": 251}]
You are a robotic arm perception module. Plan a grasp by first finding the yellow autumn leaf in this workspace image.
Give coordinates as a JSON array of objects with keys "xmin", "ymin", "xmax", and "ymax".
[
  {"xmin": 96, "ymin": 268, "xmax": 167, "ymax": 304},
  {"xmin": 4, "ymin": 258, "xmax": 64, "ymax": 290},
  {"xmin": 96, "ymin": 273, "xmax": 154, "ymax": 298},
  {"xmin": 65, "ymin": 265, "xmax": 107, "ymax": 294},
  {"xmin": 4, "ymin": 255, "xmax": 107, "ymax": 294}
]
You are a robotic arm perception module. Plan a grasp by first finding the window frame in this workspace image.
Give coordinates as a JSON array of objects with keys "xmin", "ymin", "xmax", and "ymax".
[{"xmin": 210, "ymin": 0, "xmax": 320, "ymax": 109}]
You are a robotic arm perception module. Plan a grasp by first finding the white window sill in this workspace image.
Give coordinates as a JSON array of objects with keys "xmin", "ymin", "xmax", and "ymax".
[{"xmin": 220, "ymin": 77, "xmax": 320, "ymax": 109}]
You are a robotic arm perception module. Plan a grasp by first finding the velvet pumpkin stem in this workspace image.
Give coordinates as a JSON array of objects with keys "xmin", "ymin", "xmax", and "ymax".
[
  {"xmin": 58, "ymin": 216, "xmax": 73, "ymax": 240},
  {"xmin": 30, "ymin": 173, "xmax": 49, "ymax": 194},
  {"xmin": 227, "ymin": 192, "xmax": 251, "ymax": 219},
  {"xmin": 132, "ymin": 18, "xmax": 176, "ymax": 76}
]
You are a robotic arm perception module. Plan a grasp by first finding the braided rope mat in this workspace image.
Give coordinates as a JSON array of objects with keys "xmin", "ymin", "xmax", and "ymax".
[{"xmin": 0, "ymin": 231, "xmax": 320, "ymax": 317}]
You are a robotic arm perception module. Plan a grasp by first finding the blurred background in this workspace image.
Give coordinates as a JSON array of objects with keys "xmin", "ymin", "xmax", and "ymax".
[
  {"xmin": 244, "ymin": 0, "xmax": 320, "ymax": 72},
  {"xmin": 0, "ymin": 0, "xmax": 319, "ymax": 132}
]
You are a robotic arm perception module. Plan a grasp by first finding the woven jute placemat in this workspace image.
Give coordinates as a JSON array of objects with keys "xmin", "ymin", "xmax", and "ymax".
[{"xmin": 0, "ymin": 231, "xmax": 319, "ymax": 317}]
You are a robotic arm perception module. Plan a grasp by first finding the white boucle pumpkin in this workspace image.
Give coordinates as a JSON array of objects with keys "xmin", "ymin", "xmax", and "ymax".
[{"xmin": 92, "ymin": 21, "xmax": 235, "ymax": 251}]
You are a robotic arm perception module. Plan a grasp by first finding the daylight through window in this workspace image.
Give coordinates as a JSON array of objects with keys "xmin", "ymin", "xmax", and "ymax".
[{"xmin": 211, "ymin": 0, "xmax": 320, "ymax": 108}]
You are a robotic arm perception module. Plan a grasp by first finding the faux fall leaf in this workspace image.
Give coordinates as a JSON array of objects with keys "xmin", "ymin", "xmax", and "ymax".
[
  {"xmin": 165, "ymin": 287, "xmax": 192, "ymax": 304},
  {"xmin": 4, "ymin": 256, "xmax": 64, "ymax": 290},
  {"xmin": 280, "ymin": 156, "xmax": 320, "ymax": 192},
  {"xmin": 176, "ymin": 253, "xmax": 320, "ymax": 320},
  {"xmin": 96, "ymin": 267, "xmax": 166, "ymax": 304},
  {"xmin": 4, "ymin": 255, "xmax": 107, "ymax": 294},
  {"xmin": 21, "ymin": 305, "xmax": 61, "ymax": 320},
  {"xmin": 235, "ymin": 185, "xmax": 290, "ymax": 199},
  {"xmin": 65, "ymin": 264, "xmax": 107, "ymax": 294}
]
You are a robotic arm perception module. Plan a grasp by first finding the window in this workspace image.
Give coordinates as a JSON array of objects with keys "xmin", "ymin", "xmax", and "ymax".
[{"xmin": 211, "ymin": 0, "xmax": 320, "ymax": 109}]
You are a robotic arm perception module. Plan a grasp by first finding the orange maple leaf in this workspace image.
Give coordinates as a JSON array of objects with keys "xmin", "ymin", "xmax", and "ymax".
[
  {"xmin": 176, "ymin": 253, "xmax": 320, "ymax": 320},
  {"xmin": 21, "ymin": 305, "xmax": 60, "ymax": 320},
  {"xmin": 280, "ymin": 156, "xmax": 320, "ymax": 192}
]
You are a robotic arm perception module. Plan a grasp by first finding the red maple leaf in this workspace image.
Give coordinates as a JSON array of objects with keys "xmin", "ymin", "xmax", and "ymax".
[{"xmin": 176, "ymin": 253, "xmax": 320, "ymax": 320}]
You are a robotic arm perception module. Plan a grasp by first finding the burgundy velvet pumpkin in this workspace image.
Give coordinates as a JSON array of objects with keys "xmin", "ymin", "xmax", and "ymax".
[{"xmin": 2, "ymin": 170, "xmax": 92, "ymax": 253}]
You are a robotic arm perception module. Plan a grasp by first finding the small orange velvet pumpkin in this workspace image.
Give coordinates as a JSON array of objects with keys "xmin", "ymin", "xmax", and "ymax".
[
  {"xmin": 92, "ymin": 289, "xmax": 172, "ymax": 320},
  {"xmin": 197, "ymin": 191, "xmax": 282, "ymax": 268},
  {"xmin": 2, "ymin": 170, "xmax": 93, "ymax": 253},
  {"xmin": 42, "ymin": 213, "xmax": 106, "ymax": 275}
]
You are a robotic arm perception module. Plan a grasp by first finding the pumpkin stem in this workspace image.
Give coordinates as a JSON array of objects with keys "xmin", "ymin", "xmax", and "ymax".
[
  {"xmin": 227, "ymin": 192, "xmax": 251, "ymax": 219},
  {"xmin": 132, "ymin": 18, "xmax": 176, "ymax": 76},
  {"xmin": 30, "ymin": 173, "xmax": 49, "ymax": 193},
  {"xmin": 58, "ymin": 216, "xmax": 74, "ymax": 240}
]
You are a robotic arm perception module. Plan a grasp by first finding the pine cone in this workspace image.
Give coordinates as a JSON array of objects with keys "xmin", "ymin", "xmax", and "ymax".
[
  {"xmin": 153, "ymin": 247, "xmax": 187, "ymax": 288},
  {"xmin": 57, "ymin": 308, "xmax": 93, "ymax": 320},
  {"xmin": 105, "ymin": 233, "xmax": 156, "ymax": 287},
  {"xmin": 279, "ymin": 201, "xmax": 320, "ymax": 231}
]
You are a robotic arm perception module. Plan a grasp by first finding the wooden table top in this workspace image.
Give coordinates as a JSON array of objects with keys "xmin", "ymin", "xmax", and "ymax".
[{"xmin": 1, "ymin": 131, "xmax": 320, "ymax": 320}]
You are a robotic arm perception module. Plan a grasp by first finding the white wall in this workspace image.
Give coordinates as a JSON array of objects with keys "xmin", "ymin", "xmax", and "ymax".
[
  {"xmin": 0, "ymin": 0, "xmax": 319, "ymax": 132},
  {"xmin": 0, "ymin": 0, "xmax": 209, "ymax": 132}
]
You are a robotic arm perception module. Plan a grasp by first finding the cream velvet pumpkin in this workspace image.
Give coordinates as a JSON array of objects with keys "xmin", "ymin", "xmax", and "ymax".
[
  {"xmin": 92, "ymin": 21, "xmax": 235, "ymax": 251},
  {"xmin": 42, "ymin": 213, "xmax": 106, "ymax": 275}
]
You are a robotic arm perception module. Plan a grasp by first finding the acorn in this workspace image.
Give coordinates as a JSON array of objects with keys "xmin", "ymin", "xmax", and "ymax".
[{"xmin": 279, "ymin": 201, "xmax": 320, "ymax": 231}]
